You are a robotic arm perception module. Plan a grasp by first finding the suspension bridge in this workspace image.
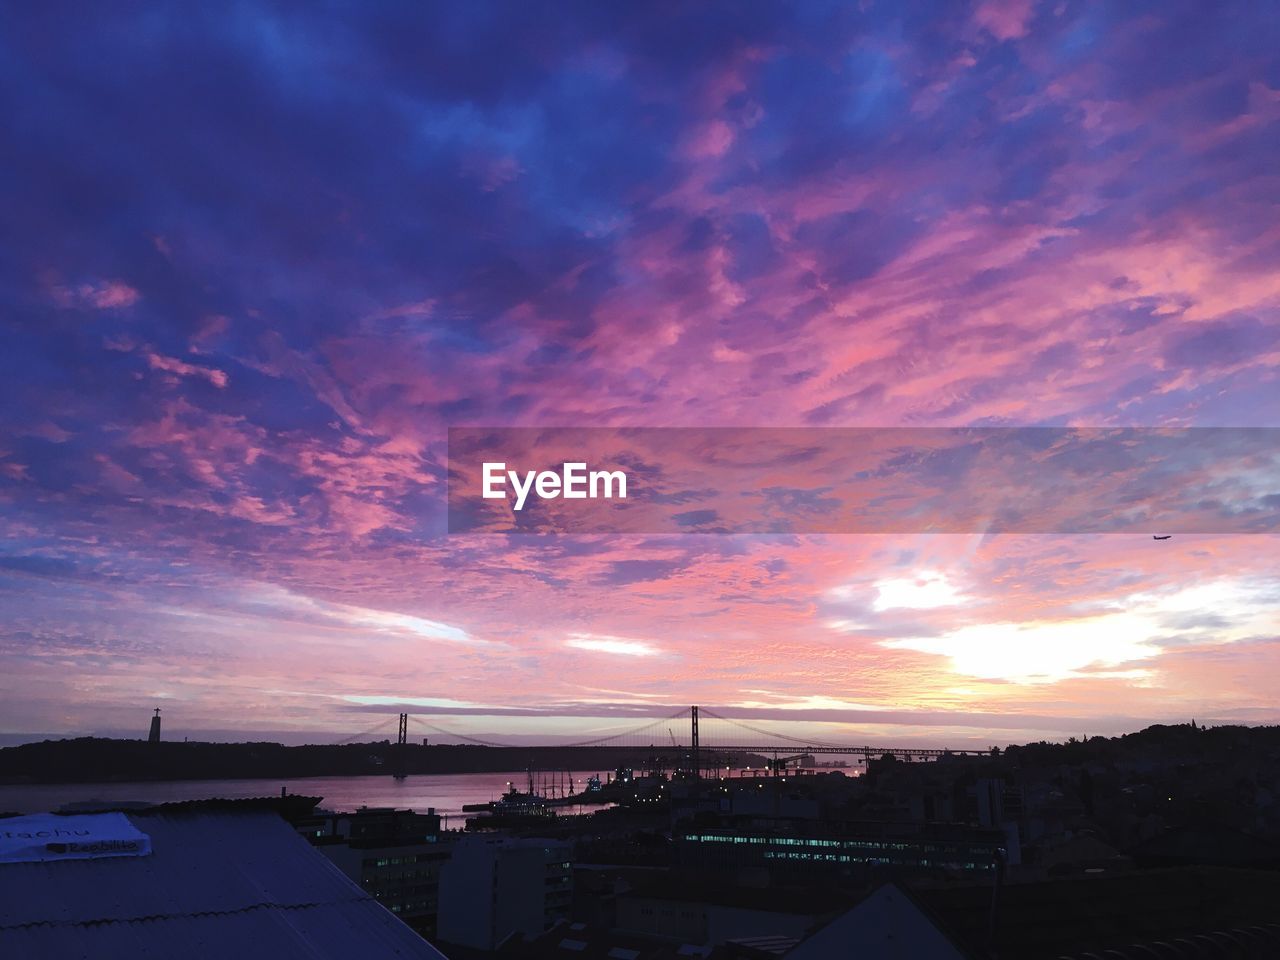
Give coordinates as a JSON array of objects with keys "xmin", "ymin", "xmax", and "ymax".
[{"xmin": 334, "ymin": 705, "xmax": 990, "ymax": 774}]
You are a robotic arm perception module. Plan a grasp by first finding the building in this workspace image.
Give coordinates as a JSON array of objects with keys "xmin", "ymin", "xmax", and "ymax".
[
  {"xmin": 0, "ymin": 805, "xmax": 450, "ymax": 960},
  {"xmin": 676, "ymin": 815, "xmax": 1005, "ymax": 884},
  {"xmin": 973, "ymin": 777, "xmax": 1022, "ymax": 827},
  {"xmin": 614, "ymin": 876, "xmax": 850, "ymax": 949},
  {"xmin": 917, "ymin": 865, "xmax": 1280, "ymax": 957},
  {"xmin": 436, "ymin": 834, "xmax": 572, "ymax": 951},
  {"xmin": 298, "ymin": 806, "xmax": 450, "ymax": 938}
]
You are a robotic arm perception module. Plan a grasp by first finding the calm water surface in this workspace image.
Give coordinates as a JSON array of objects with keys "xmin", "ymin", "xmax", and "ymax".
[{"xmin": 0, "ymin": 771, "xmax": 610, "ymax": 824}]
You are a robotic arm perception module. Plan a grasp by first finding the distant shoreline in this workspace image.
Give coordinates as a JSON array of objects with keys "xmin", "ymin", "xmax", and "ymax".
[
  {"xmin": 0, "ymin": 737, "xmax": 772, "ymax": 786},
  {"xmin": 6, "ymin": 723, "xmax": 1269, "ymax": 786}
]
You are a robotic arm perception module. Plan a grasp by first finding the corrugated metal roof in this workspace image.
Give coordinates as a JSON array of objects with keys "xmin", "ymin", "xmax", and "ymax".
[{"xmin": 0, "ymin": 809, "xmax": 448, "ymax": 960}]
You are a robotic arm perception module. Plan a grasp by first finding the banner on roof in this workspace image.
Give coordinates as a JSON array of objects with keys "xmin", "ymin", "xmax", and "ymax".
[{"xmin": 0, "ymin": 812, "xmax": 152, "ymax": 863}]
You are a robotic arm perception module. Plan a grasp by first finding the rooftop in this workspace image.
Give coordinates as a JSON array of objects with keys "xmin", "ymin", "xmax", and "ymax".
[{"xmin": 0, "ymin": 807, "xmax": 449, "ymax": 960}]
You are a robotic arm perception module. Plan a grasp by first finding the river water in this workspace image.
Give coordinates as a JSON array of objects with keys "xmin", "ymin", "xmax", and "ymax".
[{"xmin": 0, "ymin": 771, "xmax": 610, "ymax": 825}]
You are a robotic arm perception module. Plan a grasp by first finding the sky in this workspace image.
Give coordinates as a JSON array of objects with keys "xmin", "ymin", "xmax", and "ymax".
[{"xmin": 1, "ymin": 1, "xmax": 1278, "ymax": 748}]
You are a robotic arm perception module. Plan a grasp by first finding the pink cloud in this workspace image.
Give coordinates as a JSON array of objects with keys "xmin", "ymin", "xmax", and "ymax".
[
  {"xmin": 5, "ymin": 4, "xmax": 1279, "ymax": 742},
  {"xmin": 973, "ymin": 0, "xmax": 1035, "ymax": 41},
  {"xmin": 53, "ymin": 279, "xmax": 141, "ymax": 310},
  {"xmin": 681, "ymin": 119, "xmax": 736, "ymax": 159},
  {"xmin": 146, "ymin": 351, "xmax": 230, "ymax": 388}
]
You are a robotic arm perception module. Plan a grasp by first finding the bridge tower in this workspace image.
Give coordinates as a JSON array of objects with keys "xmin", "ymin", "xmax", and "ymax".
[
  {"xmin": 393, "ymin": 713, "xmax": 408, "ymax": 779},
  {"xmin": 690, "ymin": 705, "xmax": 700, "ymax": 780}
]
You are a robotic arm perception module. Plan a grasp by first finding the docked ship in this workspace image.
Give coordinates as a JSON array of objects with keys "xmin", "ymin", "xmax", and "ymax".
[{"xmin": 464, "ymin": 771, "xmax": 556, "ymax": 830}]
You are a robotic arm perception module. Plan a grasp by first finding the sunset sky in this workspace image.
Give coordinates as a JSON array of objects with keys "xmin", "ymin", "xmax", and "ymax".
[{"xmin": 2, "ymin": 2, "xmax": 1278, "ymax": 747}]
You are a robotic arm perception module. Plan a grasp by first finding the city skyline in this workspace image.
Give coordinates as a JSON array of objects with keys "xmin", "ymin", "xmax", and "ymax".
[{"xmin": 2, "ymin": 2, "xmax": 1279, "ymax": 746}]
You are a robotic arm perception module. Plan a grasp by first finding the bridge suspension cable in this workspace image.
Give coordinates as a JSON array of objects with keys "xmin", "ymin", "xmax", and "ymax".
[
  {"xmin": 698, "ymin": 708, "xmax": 849, "ymax": 749},
  {"xmin": 336, "ymin": 706, "xmax": 985, "ymax": 759},
  {"xmin": 408, "ymin": 709, "xmax": 692, "ymax": 749},
  {"xmin": 561, "ymin": 708, "xmax": 691, "ymax": 747},
  {"xmin": 331, "ymin": 715, "xmax": 397, "ymax": 745},
  {"xmin": 407, "ymin": 716, "xmax": 512, "ymax": 748}
]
